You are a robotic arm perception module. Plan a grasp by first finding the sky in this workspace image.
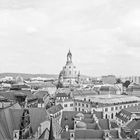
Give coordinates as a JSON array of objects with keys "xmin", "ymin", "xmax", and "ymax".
[{"xmin": 0, "ymin": 0, "xmax": 140, "ymax": 77}]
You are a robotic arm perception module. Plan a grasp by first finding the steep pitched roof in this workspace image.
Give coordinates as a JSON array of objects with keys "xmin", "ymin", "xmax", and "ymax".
[
  {"xmin": 0, "ymin": 103, "xmax": 22, "ymax": 139},
  {"xmin": 98, "ymin": 119, "xmax": 110, "ymax": 130},
  {"xmin": 93, "ymin": 110, "xmax": 103, "ymax": 119},
  {"xmin": 56, "ymin": 92, "xmax": 70, "ymax": 98},
  {"xmin": 28, "ymin": 108, "xmax": 49, "ymax": 133},
  {"xmin": 75, "ymin": 130, "xmax": 104, "ymax": 139},
  {"xmin": 47, "ymin": 104, "xmax": 63, "ymax": 115},
  {"xmin": 0, "ymin": 106, "xmax": 49, "ymax": 140},
  {"xmin": 61, "ymin": 111, "xmax": 79, "ymax": 129},
  {"xmin": 124, "ymin": 105, "xmax": 140, "ymax": 113},
  {"xmin": 34, "ymin": 90, "xmax": 49, "ymax": 99},
  {"xmin": 116, "ymin": 109, "xmax": 131, "ymax": 122}
]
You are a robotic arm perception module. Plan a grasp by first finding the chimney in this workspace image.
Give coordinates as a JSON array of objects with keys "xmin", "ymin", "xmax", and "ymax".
[
  {"xmin": 65, "ymin": 125, "xmax": 69, "ymax": 132},
  {"xmin": 103, "ymin": 130, "xmax": 111, "ymax": 140},
  {"xmin": 13, "ymin": 130, "xmax": 19, "ymax": 140},
  {"xmin": 135, "ymin": 129, "xmax": 140, "ymax": 140},
  {"xmin": 69, "ymin": 130, "xmax": 75, "ymax": 140}
]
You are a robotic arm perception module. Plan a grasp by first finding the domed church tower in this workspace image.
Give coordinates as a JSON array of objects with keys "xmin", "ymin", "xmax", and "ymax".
[
  {"xmin": 58, "ymin": 50, "xmax": 80, "ymax": 87},
  {"xmin": 66, "ymin": 50, "xmax": 72, "ymax": 64}
]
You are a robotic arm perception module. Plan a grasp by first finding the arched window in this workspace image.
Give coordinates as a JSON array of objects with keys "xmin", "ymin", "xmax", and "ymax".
[
  {"xmin": 111, "ymin": 113, "xmax": 113, "ymax": 119},
  {"xmin": 105, "ymin": 114, "xmax": 108, "ymax": 119}
]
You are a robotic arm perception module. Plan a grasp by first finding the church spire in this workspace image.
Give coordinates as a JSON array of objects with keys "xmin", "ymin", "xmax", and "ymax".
[
  {"xmin": 48, "ymin": 117, "xmax": 54, "ymax": 140},
  {"xmin": 67, "ymin": 49, "xmax": 72, "ymax": 64}
]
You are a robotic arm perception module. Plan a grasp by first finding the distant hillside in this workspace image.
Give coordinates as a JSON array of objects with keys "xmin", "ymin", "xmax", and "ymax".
[
  {"xmin": 0, "ymin": 73, "xmax": 58, "ymax": 79},
  {"xmin": 0, "ymin": 73, "xmax": 90, "ymax": 80}
]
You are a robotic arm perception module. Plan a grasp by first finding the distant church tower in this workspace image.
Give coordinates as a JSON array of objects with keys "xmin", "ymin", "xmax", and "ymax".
[
  {"xmin": 58, "ymin": 50, "xmax": 80, "ymax": 87},
  {"xmin": 66, "ymin": 50, "xmax": 72, "ymax": 64}
]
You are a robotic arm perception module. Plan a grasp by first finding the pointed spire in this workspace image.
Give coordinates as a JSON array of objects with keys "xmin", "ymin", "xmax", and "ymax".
[
  {"xmin": 67, "ymin": 49, "xmax": 72, "ymax": 57},
  {"xmin": 48, "ymin": 117, "xmax": 54, "ymax": 140}
]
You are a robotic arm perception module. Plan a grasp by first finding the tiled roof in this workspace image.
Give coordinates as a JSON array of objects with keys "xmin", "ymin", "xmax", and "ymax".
[
  {"xmin": 89, "ymin": 95, "xmax": 140, "ymax": 105},
  {"xmin": 110, "ymin": 130, "xmax": 119, "ymax": 138},
  {"xmin": 75, "ymin": 130, "xmax": 104, "ymax": 139},
  {"xmin": 93, "ymin": 110, "xmax": 103, "ymax": 119},
  {"xmin": 98, "ymin": 119, "xmax": 110, "ymax": 130},
  {"xmin": 56, "ymin": 93, "xmax": 69, "ymax": 98},
  {"xmin": 0, "ymin": 106, "xmax": 49, "ymax": 140},
  {"xmin": 21, "ymin": 90, "xmax": 37, "ymax": 99},
  {"xmin": 11, "ymin": 83, "xmax": 31, "ymax": 89},
  {"xmin": 110, "ymin": 121, "xmax": 119, "ymax": 129},
  {"xmin": 0, "ymin": 103, "xmax": 22, "ymax": 139},
  {"xmin": 47, "ymin": 104, "xmax": 63, "ymax": 115},
  {"xmin": 0, "ymin": 90, "xmax": 26, "ymax": 101},
  {"xmin": 56, "ymin": 88, "xmax": 71, "ymax": 94},
  {"xmin": 61, "ymin": 111, "xmax": 80, "ymax": 129},
  {"xmin": 116, "ymin": 109, "xmax": 131, "ymax": 122},
  {"xmin": 124, "ymin": 104, "xmax": 140, "ymax": 113},
  {"xmin": 28, "ymin": 108, "xmax": 49, "ymax": 133},
  {"xmin": 72, "ymin": 89, "xmax": 98, "ymax": 96},
  {"xmin": 82, "ymin": 118, "xmax": 94, "ymax": 123},
  {"xmin": 61, "ymin": 129, "xmax": 119, "ymax": 139},
  {"xmin": 34, "ymin": 90, "xmax": 49, "ymax": 98},
  {"xmin": 87, "ymin": 123, "xmax": 98, "ymax": 129}
]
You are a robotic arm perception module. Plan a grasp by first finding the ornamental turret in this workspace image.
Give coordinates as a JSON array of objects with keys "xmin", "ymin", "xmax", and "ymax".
[{"xmin": 66, "ymin": 50, "xmax": 72, "ymax": 64}]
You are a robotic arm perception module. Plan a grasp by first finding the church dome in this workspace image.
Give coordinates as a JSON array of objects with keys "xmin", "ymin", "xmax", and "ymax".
[
  {"xmin": 76, "ymin": 121, "xmax": 87, "ymax": 129},
  {"xmin": 58, "ymin": 50, "xmax": 80, "ymax": 86},
  {"xmin": 16, "ymin": 76, "xmax": 24, "ymax": 84}
]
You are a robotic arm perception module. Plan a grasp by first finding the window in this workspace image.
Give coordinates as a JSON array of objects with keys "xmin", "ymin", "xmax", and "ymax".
[
  {"xmin": 64, "ymin": 104, "xmax": 67, "ymax": 107},
  {"xmin": 111, "ymin": 107, "xmax": 114, "ymax": 111},
  {"xmin": 86, "ymin": 104, "xmax": 88, "ymax": 108},
  {"xmin": 75, "ymin": 108, "xmax": 77, "ymax": 111},
  {"xmin": 70, "ymin": 103, "xmax": 73, "ymax": 107},
  {"xmin": 82, "ymin": 109, "xmax": 84, "ymax": 112},
  {"xmin": 69, "ymin": 71, "xmax": 71, "ymax": 75},
  {"xmin": 82, "ymin": 104, "xmax": 84, "ymax": 107},
  {"xmin": 78, "ymin": 103, "xmax": 80, "ymax": 106},
  {"xmin": 111, "ymin": 113, "xmax": 113, "ymax": 119},
  {"xmin": 79, "ymin": 108, "xmax": 80, "ymax": 111},
  {"xmin": 105, "ymin": 108, "xmax": 108, "ymax": 112},
  {"xmin": 69, "ymin": 66, "xmax": 71, "ymax": 68},
  {"xmin": 105, "ymin": 114, "xmax": 108, "ymax": 119},
  {"xmin": 115, "ymin": 106, "xmax": 118, "ymax": 110},
  {"xmin": 75, "ymin": 103, "xmax": 77, "ymax": 106},
  {"xmin": 120, "ymin": 106, "xmax": 122, "ymax": 109}
]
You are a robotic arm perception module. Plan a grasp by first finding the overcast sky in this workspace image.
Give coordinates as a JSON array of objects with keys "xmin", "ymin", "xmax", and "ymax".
[{"xmin": 0, "ymin": 0, "xmax": 140, "ymax": 77}]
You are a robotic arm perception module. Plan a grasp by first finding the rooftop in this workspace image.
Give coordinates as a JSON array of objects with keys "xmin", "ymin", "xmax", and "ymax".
[
  {"xmin": 47, "ymin": 104, "xmax": 63, "ymax": 115},
  {"xmin": 89, "ymin": 95, "xmax": 140, "ymax": 104}
]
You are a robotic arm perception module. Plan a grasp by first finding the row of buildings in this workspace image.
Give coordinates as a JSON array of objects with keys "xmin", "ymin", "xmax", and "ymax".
[{"xmin": 0, "ymin": 50, "xmax": 140, "ymax": 140}]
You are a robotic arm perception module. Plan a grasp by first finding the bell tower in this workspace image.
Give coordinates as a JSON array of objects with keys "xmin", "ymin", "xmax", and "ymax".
[{"xmin": 66, "ymin": 50, "xmax": 72, "ymax": 64}]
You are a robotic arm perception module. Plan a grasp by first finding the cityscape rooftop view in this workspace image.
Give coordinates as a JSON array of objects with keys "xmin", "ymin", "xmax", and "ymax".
[{"xmin": 0, "ymin": 0, "xmax": 140, "ymax": 140}]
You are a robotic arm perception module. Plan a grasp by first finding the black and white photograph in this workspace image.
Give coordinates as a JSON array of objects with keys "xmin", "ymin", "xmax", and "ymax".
[{"xmin": 0, "ymin": 0, "xmax": 140, "ymax": 140}]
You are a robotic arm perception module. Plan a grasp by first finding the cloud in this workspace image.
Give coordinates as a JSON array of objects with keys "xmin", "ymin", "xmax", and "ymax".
[{"xmin": 0, "ymin": 0, "xmax": 139, "ymax": 76}]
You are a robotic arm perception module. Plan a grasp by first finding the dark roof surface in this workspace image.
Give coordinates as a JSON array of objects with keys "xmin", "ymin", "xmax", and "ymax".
[
  {"xmin": 116, "ymin": 109, "xmax": 131, "ymax": 122},
  {"xmin": 98, "ymin": 119, "xmax": 110, "ymax": 130},
  {"xmin": 47, "ymin": 104, "xmax": 63, "ymax": 115},
  {"xmin": 34, "ymin": 90, "xmax": 49, "ymax": 98},
  {"xmin": 61, "ymin": 111, "xmax": 80, "ymax": 129},
  {"xmin": 0, "ymin": 106, "xmax": 49, "ymax": 140}
]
